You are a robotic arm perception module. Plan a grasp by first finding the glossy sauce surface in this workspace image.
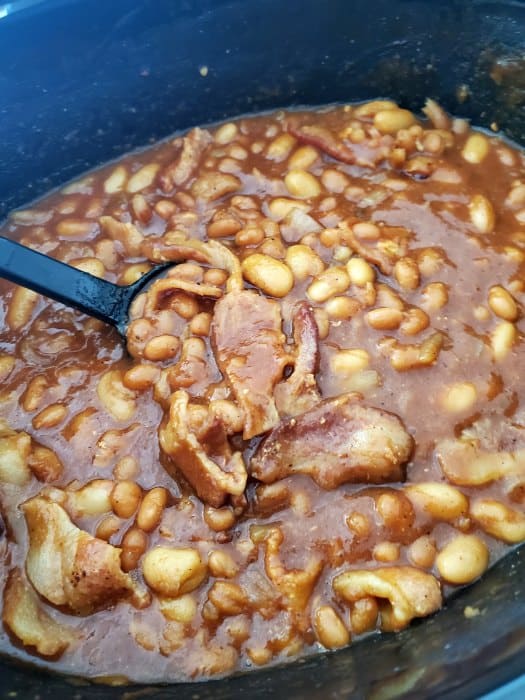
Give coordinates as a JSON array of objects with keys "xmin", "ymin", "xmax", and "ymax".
[{"xmin": 0, "ymin": 100, "xmax": 524, "ymax": 682}]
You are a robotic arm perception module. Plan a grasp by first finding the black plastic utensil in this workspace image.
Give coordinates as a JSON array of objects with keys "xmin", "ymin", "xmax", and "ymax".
[{"xmin": 0, "ymin": 236, "xmax": 170, "ymax": 337}]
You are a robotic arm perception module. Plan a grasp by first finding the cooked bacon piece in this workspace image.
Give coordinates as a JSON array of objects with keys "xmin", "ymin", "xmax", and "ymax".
[
  {"xmin": 212, "ymin": 290, "xmax": 290, "ymax": 439},
  {"xmin": 333, "ymin": 566, "xmax": 442, "ymax": 632},
  {"xmin": 141, "ymin": 237, "xmax": 243, "ymax": 293},
  {"xmin": 23, "ymin": 497, "xmax": 146, "ymax": 615},
  {"xmin": 340, "ymin": 222, "xmax": 411, "ymax": 274},
  {"xmin": 274, "ymin": 302, "xmax": 320, "ymax": 416},
  {"xmin": 258, "ymin": 526, "xmax": 323, "ymax": 629},
  {"xmin": 287, "ymin": 121, "xmax": 356, "ymax": 164},
  {"xmin": 3, "ymin": 569, "xmax": 77, "ymax": 657},
  {"xmin": 159, "ymin": 127, "xmax": 213, "ymax": 192},
  {"xmin": 251, "ymin": 393, "xmax": 413, "ymax": 489},
  {"xmin": 159, "ymin": 390, "xmax": 247, "ymax": 508}
]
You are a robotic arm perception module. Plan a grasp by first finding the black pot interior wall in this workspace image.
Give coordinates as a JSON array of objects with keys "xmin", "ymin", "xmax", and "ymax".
[{"xmin": 0, "ymin": 0, "xmax": 524, "ymax": 698}]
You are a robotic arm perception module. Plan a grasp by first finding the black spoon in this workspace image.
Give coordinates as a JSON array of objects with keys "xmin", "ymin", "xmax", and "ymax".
[{"xmin": 0, "ymin": 236, "xmax": 170, "ymax": 337}]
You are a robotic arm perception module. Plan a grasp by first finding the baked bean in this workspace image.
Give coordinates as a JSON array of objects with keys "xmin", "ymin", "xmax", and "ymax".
[
  {"xmin": 375, "ymin": 283, "xmax": 404, "ymax": 310},
  {"xmin": 241, "ymin": 254, "xmax": 294, "ymax": 297},
  {"xmin": 32, "ymin": 403, "xmax": 67, "ymax": 430},
  {"xmin": 285, "ymin": 170, "xmax": 321, "ymax": 199},
  {"xmin": 503, "ymin": 245, "xmax": 525, "ymax": 263},
  {"xmin": 332, "ymin": 245, "xmax": 352, "ymax": 264},
  {"xmin": 417, "ymin": 248, "xmax": 445, "ymax": 277},
  {"xmin": 215, "ymin": 122, "xmax": 238, "ymax": 145},
  {"xmin": 97, "ymin": 370, "xmax": 137, "ymax": 421},
  {"xmin": 421, "ymin": 282, "xmax": 448, "ymax": 311},
  {"xmin": 71, "ymin": 257, "xmax": 106, "ymax": 278},
  {"xmin": 67, "ymin": 479, "xmax": 114, "ymax": 517},
  {"xmin": 111, "ymin": 480, "xmax": 142, "ymax": 519},
  {"xmin": 21, "ymin": 376, "xmax": 48, "ymax": 413},
  {"xmin": 104, "ymin": 165, "xmax": 128, "ymax": 193},
  {"xmin": 436, "ymin": 534, "xmax": 489, "ymax": 584},
  {"xmin": 325, "ymin": 296, "xmax": 360, "ymax": 320},
  {"xmin": 113, "ymin": 456, "xmax": 140, "ymax": 480},
  {"xmin": 491, "ymin": 320, "xmax": 517, "ymax": 361},
  {"xmin": 346, "ymin": 512, "xmax": 371, "ymax": 538},
  {"xmin": 120, "ymin": 263, "xmax": 152, "ymax": 285},
  {"xmin": 373, "ymin": 541, "xmax": 400, "ymax": 563},
  {"xmin": 56, "ymin": 219, "xmax": 96, "ymax": 238},
  {"xmin": 95, "ymin": 238, "xmax": 118, "ymax": 269},
  {"xmin": 144, "ymin": 335, "xmax": 181, "ymax": 362},
  {"xmin": 505, "ymin": 183, "xmax": 525, "ymax": 208},
  {"xmin": 121, "ymin": 527, "xmax": 148, "ymax": 572},
  {"xmin": 285, "ymin": 244, "xmax": 325, "ymax": 281},
  {"xmin": 159, "ymin": 594, "xmax": 198, "ymax": 623},
  {"xmin": 136, "ymin": 487, "xmax": 168, "ymax": 532},
  {"xmin": 203, "ymin": 268, "xmax": 229, "ymax": 286},
  {"xmin": 307, "ymin": 266, "xmax": 350, "ymax": 303},
  {"xmin": 374, "ymin": 108, "xmax": 416, "ymax": 134},
  {"xmin": 123, "ymin": 364, "xmax": 160, "ymax": 391},
  {"xmin": 288, "ymin": 146, "xmax": 319, "ymax": 170},
  {"xmin": 268, "ymin": 197, "xmax": 310, "ymax": 221},
  {"xmin": 408, "ymin": 536, "xmax": 436, "ymax": 568},
  {"xmin": 354, "ymin": 100, "xmax": 397, "ymax": 117},
  {"xmin": 393, "ymin": 257, "xmax": 420, "ymax": 290},
  {"xmin": 346, "ymin": 257, "xmax": 375, "ymax": 286},
  {"xmin": 366, "ymin": 307, "xmax": 403, "ymax": 330},
  {"xmin": 235, "ymin": 226, "xmax": 265, "ymax": 247},
  {"xmin": 208, "ymin": 581, "xmax": 247, "ymax": 616},
  {"xmin": 399, "ymin": 307, "xmax": 429, "ymax": 335},
  {"xmin": 7, "ymin": 287, "xmax": 39, "ymax": 330},
  {"xmin": 470, "ymin": 499, "xmax": 525, "ymax": 543},
  {"xmin": 331, "ymin": 349, "xmax": 370, "ymax": 375},
  {"xmin": 469, "ymin": 194, "xmax": 495, "ymax": 234},
  {"xmin": 319, "ymin": 227, "xmax": 340, "ymax": 248},
  {"xmin": 352, "ymin": 222, "xmax": 380, "ymax": 241},
  {"xmin": 207, "ymin": 217, "xmax": 242, "ymax": 238},
  {"xmin": 515, "ymin": 208, "xmax": 525, "ymax": 224},
  {"xmin": 439, "ymin": 382, "xmax": 478, "ymax": 413},
  {"xmin": 313, "ymin": 308, "xmax": 330, "ymax": 340},
  {"xmin": 258, "ymin": 237, "xmax": 286, "ymax": 259},
  {"xmin": 266, "ymin": 133, "xmax": 297, "ymax": 161},
  {"xmin": 405, "ymin": 482, "xmax": 468, "ymax": 522},
  {"xmin": 313, "ymin": 605, "xmax": 350, "ymax": 649},
  {"xmin": 382, "ymin": 332, "xmax": 444, "ymax": 371},
  {"xmin": 349, "ymin": 597, "xmax": 379, "ymax": 635},
  {"xmin": 488, "ymin": 285, "xmax": 519, "ymax": 321},
  {"xmin": 321, "ymin": 169, "xmax": 349, "ymax": 193},
  {"xmin": 96, "ymin": 515, "xmax": 122, "ymax": 541},
  {"xmin": 462, "ymin": 133, "xmax": 489, "ymax": 163},
  {"xmin": 0, "ymin": 355, "xmax": 15, "ymax": 382},
  {"xmin": 189, "ymin": 312, "xmax": 212, "ymax": 336},
  {"xmin": 142, "ymin": 546, "xmax": 207, "ymax": 596},
  {"xmin": 131, "ymin": 193, "xmax": 152, "ymax": 223},
  {"xmin": 208, "ymin": 550, "xmax": 239, "ymax": 578},
  {"xmin": 204, "ymin": 505, "xmax": 236, "ymax": 532},
  {"xmin": 127, "ymin": 163, "xmax": 159, "ymax": 193}
]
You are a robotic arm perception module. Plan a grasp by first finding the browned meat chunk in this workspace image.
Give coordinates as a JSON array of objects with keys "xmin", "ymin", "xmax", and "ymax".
[
  {"xmin": 159, "ymin": 390, "xmax": 247, "ymax": 508},
  {"xmin": 159, "ymin": 127, "xmax": 213, "ymax": 192},
  {"xmin": 2, "ymin": 569, "xmax": 77, "ymax": 657},
  {"xmin": 251, "ymin": 393, "xmax": 413, "ymax": 489},
  {"xmin": 340, "ymin": 222, "xmax": 411, "ymax": 274},
  {"xmin": 212, "ymin": 290, "xmax": 290, "ymax": 439},
  {"xmin": 287, "ymin": 121, "xmax": 356, "ymax": 164},
  {"xmin": 23, "ymin": 497, "xmax": 146, "ymax": 615},
  {"xmin": 274, "ymin": 302, "xmax": 320, "ymax": 416}
]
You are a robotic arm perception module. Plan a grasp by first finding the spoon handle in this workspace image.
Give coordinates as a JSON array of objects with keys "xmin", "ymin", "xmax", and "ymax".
[{"xmin": 0, "ymin": 235, "xmax": 132, "ymax": 330}]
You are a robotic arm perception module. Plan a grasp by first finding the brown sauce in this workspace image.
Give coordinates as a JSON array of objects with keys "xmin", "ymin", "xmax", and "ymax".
[{"xmin": 0, "ymin": 99, "xmax": 524, "ymax": 682}]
